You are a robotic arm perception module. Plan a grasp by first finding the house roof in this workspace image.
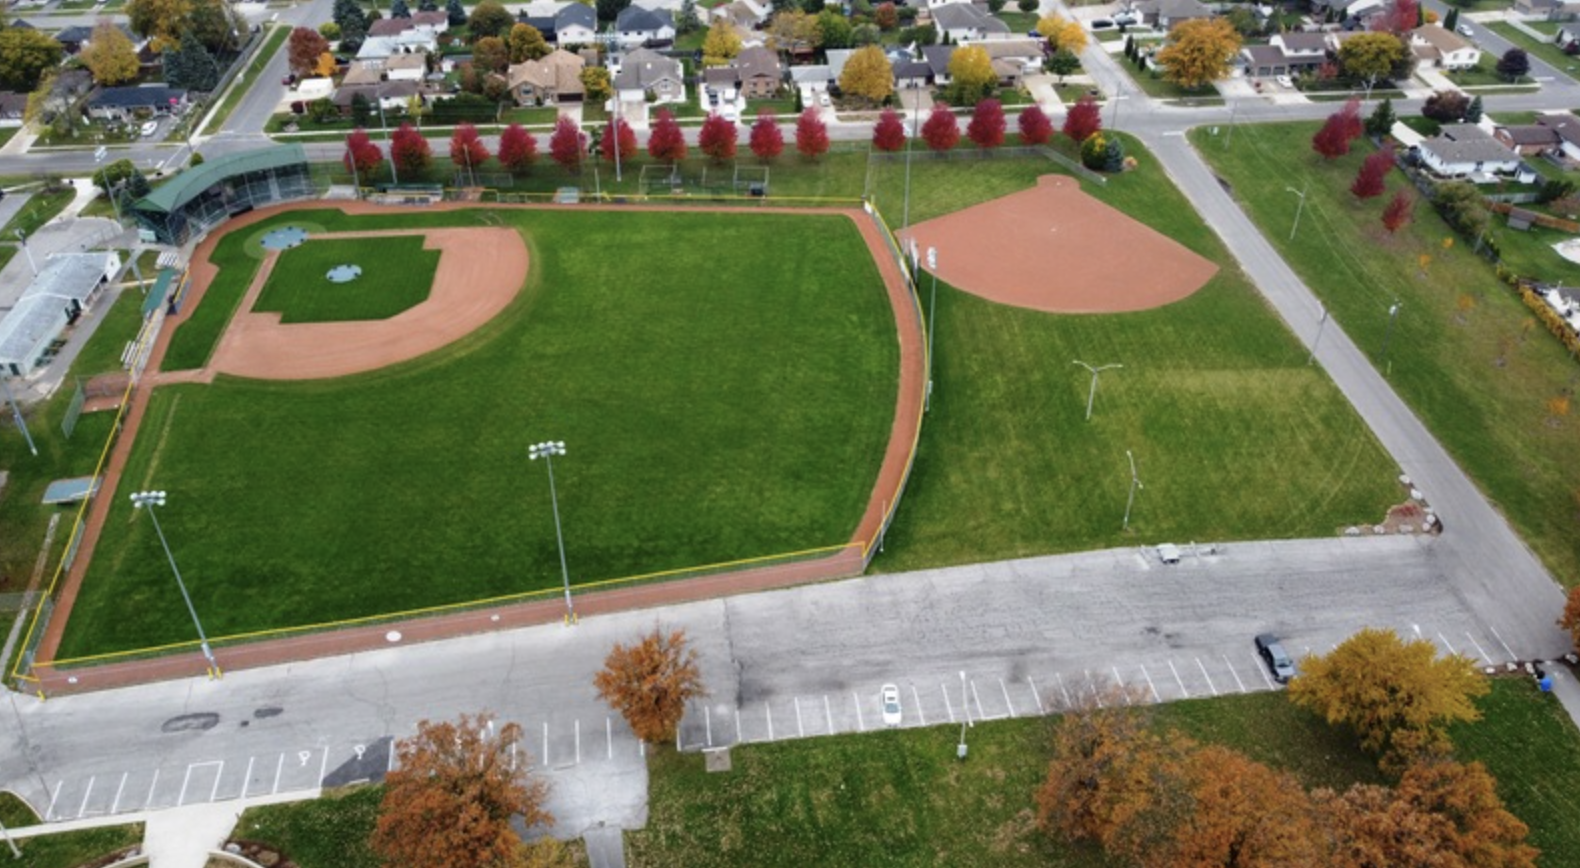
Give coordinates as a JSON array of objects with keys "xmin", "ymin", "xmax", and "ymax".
[
  {"xmin": 368, "ymin": 17, "xmax": 415, "ymax": 36},
  {"xmin": 517, "ymin": 14, "xmax": 557, "ymax": 39},
  {"xmin": 788, "ymin": 64, "xmax": 831, "ymax": 83},
  {"xmin": 614, "ymin": 47, "xmax": 682, "ymax": 88},
  {"xmin": 930, "ymin": 2, "xmax": 1009, "ymax": 34},
  {"xmin": 704, "ymin": 66, "xmax": 737, "ymax": 85},
  {"xmin": 1277, "ymin": 31, "xmax": 1329, "ymax": 52},
  {"xmin": 330, "ymin": 79, "xmax": 423, "ymax": 107},
  {"xmin": 54, "ymin": 25, "xmax": 93, "ymax": 42},
  {"xmin": 10, "ymin": 18, "xmax": 34, "ymax": 28},
  {"xmin": 556, "ymin": 3, "xmax": 596, "ymax": 31},
  {"xmin": 88, "ymin": 85, "xmax": 186, "ymax": 109},
  {"xmin": 732, "ymin": 45, "xmax": 782, "ymax": 79},
  {"xmin": 412, "ymin": 10, "xmax": 447, "ymax": 26},
  {"xmin": 825, "ymin": 48, "xmax": 855, "ymax": 79},
  {"xmin": 1500, "ymin": 124, "xmax": 1561, "ymax": 146},
  {"xmin": 1413, "ymin": 24, "xmax": 1472, "ymax": 54},
  {"xmin": 1138, "ymin": 0, "xmax": 1212, "ymax": 19},
  {"xmin": 1242, "ymin": 44, "xmax": 1288, "ymax": 65},
  {"xmin": 386, "ymin": 53, "xmax": 427, "ymax": 70},
  {"xmin": 617, "ymin": 5, "xmax": 674, "ymax": 33},
  {"xmin": 507, "ymin": 48, "xmax": 586, "ymax": 93},
  {"xmin": 0, "ymin": 253, "xmax": 114, "ymax": 366},
  {"xmin": 976, "ymin": 38, "xmax": 1043, "ymax": 60},
  {"xmin": 895, "ymin": 60, "xmax": 931, "ymax": 80},
  {"xmin": 341, "ymin": 59, "xmax": 385, "ymax": 85},
  {"xmin": 1420, "ymin": 127, "xmax": 1519, "ymax": 165},
  {"xmin": 921, "ymin": 44, "xmax": 955, "ymax": 76},
  {"xmin": 135, "ymin": 145, "xmax": 307, "ymax": 215}
]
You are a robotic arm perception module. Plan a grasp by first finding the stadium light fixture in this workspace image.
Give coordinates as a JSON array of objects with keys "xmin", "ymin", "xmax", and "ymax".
[
  {"xmin": 529, "ymin": 441, "xmax": 577, "ymax": 625},
  {"xmin": 129, "ymin": 491, "xmax": 221, "ymax": 679}
]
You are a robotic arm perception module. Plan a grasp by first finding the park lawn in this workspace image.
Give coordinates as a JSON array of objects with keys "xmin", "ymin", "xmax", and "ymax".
[
  {"xmin": 9, "ymin": 825, "xmax": 143, "ymax": 868},
  {"xmin": 1124, "ymin": 69, "xmax": 1224, "ymax": 104},
  {"xmin": 628, "ymin": 679, "xmax": 1572, "ymax": 866},
  {"xmin": 59, "ymin": 209, "xmax": 899, "ymax": 656},
  {"xmin": 1193, "ymin": 121, "xmax": 1580, "ymax": 585},
  {"xmin": 874, "ymin": 139, "xmax": 1399, "ymax": 572},
  {"xmin": 996, "ymin": 10, "xmax": 1039, "ymax": 33},
  {"xmin": 252, "ymin": 236, "xmax": 439, "ymax": 323},
  {"xmin": 0, "ymin": 187, "xmax": 75, "ymax": 239},
  {"xmin": 70, "ymin": 289, "xmax": 145, "ymax": 376},
  {"xmin": 202, "ymin": 25, "xmax": 290, "ymax": 137},
  {"xmin": 1489, "ymin": 217, "xmax": 1580, "ymax": 286},
  {"xmin": 1487, "ymin": 22, "xmax": 1579, "ymax": 80},
  {"xmin": 0, "ymin": 127, "xmax": 17, "ymax": 149}
]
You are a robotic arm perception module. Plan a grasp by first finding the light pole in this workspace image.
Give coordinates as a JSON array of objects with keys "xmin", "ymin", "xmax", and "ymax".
[
  {"xmin": 1308, "ymin": 304, "xmax": 1329, "ymax": 365},
  {"xmin": 1072, "ymin": 360, "xmax": 1122, "ymax": 422},
  {"xmin": 0, "ymin": 377, "xmax": 37, "ymax": 457},
  {"xmin": 1285, "ymin": 184, "xmax": 1308, "ymax": 242},
  {"xmin": 926, "ymin": 246, "xmax": 938, "ymax": 412},
  {"xmin": 901, "ymin": 94, "xmax": 920, "ymax": 229},
  {"xmin": 378, "ymin": 102, "xmax": 399, "ymax": 186},
  {"xmin": 1122, "ymin": 449, "xmax": 1142, "ymax": 532},
  {"xmin": 529, "ymin": 440, "xmax": 577, "ymax": 625},
  {"xmin": 957, "ymin": 670, "xmax": 972, "ymax": 760},
  {"xmin": 1380, "ymin": 301, "xmax": 1402, "ymax": 374},
  {"xmin": 13, "ymin": 230, "xmax": 36, "ymax": 276},
  {"xmin": 129, "ymin": 491, "xmax": 220, "ymax": 679}
]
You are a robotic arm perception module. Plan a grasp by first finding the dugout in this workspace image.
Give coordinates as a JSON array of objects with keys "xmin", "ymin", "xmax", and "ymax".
[{"xmin": 130, "ymin": 145, "xmax": 313, "ymax": 245}]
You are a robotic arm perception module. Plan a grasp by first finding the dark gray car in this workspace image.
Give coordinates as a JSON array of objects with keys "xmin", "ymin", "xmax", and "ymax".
[{"xmin": 1255, "ymin": 634, "xmax": 1297, "ymax": 683}]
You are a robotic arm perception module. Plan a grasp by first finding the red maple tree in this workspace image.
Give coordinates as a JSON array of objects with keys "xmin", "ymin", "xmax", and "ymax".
[
  {"xmin": 967, "ymin": 98, "xmax": 1006, "ymax": 150},
  {"xmin": 1311, "ymin": 108, "xmax": 1360, "ymax": 159},
  {"xmin": 1374, "ymin": 0, "xmax": 1417, "ymax": 35},
  {"xmin": 1350, "ymin": 150, "xmax": 1394, "ymax": 199},
  {"xmin": 342, "ymin": 128, "xmax": 384, "ymax": 180},
  {"xmin": 548, "ymin": 116, "xmax": 584, "ymax": 172},
  {"xmin": 698, "ymin": 113, "xmax": 738, "ymax": 163},
  {"xmin": 648, "ymin": 108, "xmax": 687, "ymax": 163},
  {"xmin": 795, "ymin": 107, "xmax": 829, "ymax": 160},
  {"xmin": 872, "ymin": 108, "xmax": 907, "ymax": 152},
  {"xmin": 1063, "ymin": 95, "xmax": 1102, "ymax": 144},
  {"xmin": 390, "ymin": 122, "xmax": 432, "ymax": 176},
  {"xmin": 1382, "ymin": 190, "xmax": 1414, "ymax": 233},
  {"xmin": 601, "ymin": 117, "xmax": 636, "ymax": 164},
  {"xmin": 449, "ymin": 122, "xmax": 489, "ymax": 171},
  {"xmin": 921, "ymin": 102, "xmax": 959, "ymax": 152},
  {"xmin": 496, "ymin": 123, "xmax": 538, "ymax": 174},
  {"xmin": 749, "ymin": 110, "xmax": 784, "ymax": 162},
  {"xmin": 1017, "ymin": 104, "xmax": 1054, "ymax": 145}
]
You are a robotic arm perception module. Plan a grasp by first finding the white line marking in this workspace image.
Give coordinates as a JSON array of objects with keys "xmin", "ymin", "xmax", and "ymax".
[
  {"xmin": 142, "ymin": 769, "xmax": 160, "ymax": 811},
  {"xmin": 704, "ymin": 707, "xmax": 712, "ymax": 747},
  {"xmin": 240, "ymin": 756, "xmax": 255, "ymax": 800},
  {"xmin": 110, "ymin": 772, "xmax": 128, "ymax": 815},
  {"xmin": 794, "ymin": 696, "xmax": 805, "ymax": 738},
  {"xmin": 1112, "ymin": 667, "xmax": 1130, "ymax": 705},
  {"xmin": 271, "ymin": 755, "xmax": 283, "ymax": 795},
  {"xmin": 1196, "ymin": 657, "xmax": 1219, "ymax": 696},
  {"xmin": 941, "ymin": 684, "xmax": 956, "ymax": 723},
  {"xmin": 1490, "ymin": 626, "xmax": 1517, "ymax": 660},
  {"xmin": 511, "ymin": 742, "xmax": 517, "ymax": 771},
  {"xmin": 45, "ymin": 780, "xmax": 62, "ymax": 821},
  {"xmin": 388, "ymin": 742, "xmax": 396, "ymax": 773},
  {"xmin": 824, "ymin": 695, "xmax": 835, "ymax": 735},
  {"xmin": 734, "ymin": 708, "xmax": 742, "ymax": 745},
  {"xmin": 575, "ymin": 719, "xmax": 582, "ymax": 764},
  {"xmin": 1139, "ymin": 665, "xmax": 1160, "ymax": 703},
  {"xmin": 178, "ymin": 767, "xmax": 193, "ymax": 807},
  {"xmin": 210, "ymin": 760, "xmax": 225, "ymax": 802},
  {"xmin": 1253, "ymin": 654, "xmax": 1274, "ymax": 689},
  {"xmin": 1083, "ymin": 670, "xmax": 1102, "ymax": 708},
  {"xmin": 317, "ymin": 748, "xmax": 328, "ymax": 786},
  {"xmin": 1437, "ymin": 633, "xmax": 1459, "ymax": 656},
  {"xmin": 76, "ymin": 775, "xmax": 95, "ymax": 819},
  {"xmin": 999, "ymin": 678, "xmax": 1016, "ymax": 716},
  {"xmin": 1466, "ymin": 632, "xmax": 1493, "ymax": 663},
  {"xmin": 911, "ymin": 684, "xmax": 927, "ymax": 726},
  {"xmin": 1028, "ymin": 677, "xmax": 1045, "ymax": 714},
  {"xmin": 1168, "ymin": 660, "xmax": 1190, "ymax": 698},
  {"xmin": 1412, "ymin": 623, "xmax": 1422, "ymax": 638},
  {"xmin": 853, "ymin": 692, "xmax": 865, "ymax": 732},
  {"xmin": 766, "ymin": 705, "xmax": 774, "ymax": 741},
  {"xmin": 1222, "ymin": 655, "xmax": 1248, "ymax": 693},
  {"xmin": 971, "ymin": 679, "xmax": 990, "ymax": 719},
  {"xmin": 1055, "ymin": 671, "xmax": 1072, "ymax": 707}
]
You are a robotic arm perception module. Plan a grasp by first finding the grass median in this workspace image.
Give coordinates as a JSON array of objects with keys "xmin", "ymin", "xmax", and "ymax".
[
  {"xmin": 1193, "ymin": 121, "xmax": 1580, "ymax": 584},
  {"xmin": 201, "ymin": 25, "xmax": 290, "ymax": 138}
]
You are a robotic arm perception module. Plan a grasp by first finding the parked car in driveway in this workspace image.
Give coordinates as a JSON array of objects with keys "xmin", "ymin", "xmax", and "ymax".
[
  {"xmin": 1255, "ymin": 634, "xmax": 1297, "ymax": 683},
  {"xmin": 1275, "ymin": 74, "xmax": 1293, "ymax": 89},
  {"xmin": 881, "ymin": 683, "xmax": 902, "ymax": 727},
  {"xmin": 139, "ymin": 120, "xmax": 159, "ymax": 137},
  {"xmin": 1457, "ymin": 23, "xmax": 1474, "ymax": 37}
]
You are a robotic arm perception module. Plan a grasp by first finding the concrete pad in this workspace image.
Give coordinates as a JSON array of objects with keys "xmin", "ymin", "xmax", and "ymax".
[
  {"xmin": 144, "ymin": 801, "xmax": 245, "ymax": 868},
  {"xmin": 583, "ymin": 825, "xmax": 626, "ymax": 868}
]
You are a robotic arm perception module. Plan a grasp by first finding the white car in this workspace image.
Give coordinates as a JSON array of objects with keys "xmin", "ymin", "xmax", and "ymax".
[
  {"xmin": 1274, "ymin": 74, "xmax": 1294, "ymax": 89},
  {"xmin": 1457, "ymin": 23, "xmax": 1474, "ymax": 37},
  {"xmin": 880, "ymin": 683, "xmax": 902, "ymax": 727},
  {"xmin": 139, "ymin": 120, "xmax": 159, "ymax": 137}
]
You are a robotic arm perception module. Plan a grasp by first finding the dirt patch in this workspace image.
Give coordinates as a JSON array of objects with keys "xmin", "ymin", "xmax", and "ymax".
[{"xmin": 898, "ymin": 175, "xmax": 1219, "ymax": 314}]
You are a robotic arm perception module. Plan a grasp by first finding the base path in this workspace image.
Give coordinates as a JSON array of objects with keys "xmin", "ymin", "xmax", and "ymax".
[
  {"xmin": 29, "ymin": 200, "xmax": 924, "ymax": 693},
  {"xmin": 899, "ymin": 175, "xmax": 1219, "ymax": 314}
]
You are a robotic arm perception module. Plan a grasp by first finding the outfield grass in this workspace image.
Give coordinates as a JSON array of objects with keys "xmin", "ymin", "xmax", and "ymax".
[
  {"xmin": 628, "ymin": 678, "xmax": 1575, "ymax": 866},
  {"xmin": 253, "ymin": 236, "xmax": 439, "ymax": 323},
  {"xmin": 59, "ymin": 210, "xmax": 899, "ymax": 656},
  {"xmin": 1194, "ymin": 122, "xmax": 1580, "ymax": 584}
]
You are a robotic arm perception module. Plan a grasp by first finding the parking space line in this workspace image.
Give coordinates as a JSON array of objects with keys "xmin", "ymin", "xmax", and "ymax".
[
  {"xmin": 1222, "ymin": 655, "xmax": 1247, "ymax": 693},
  {"xmin": 1437, "ymin": 633, "xmax": 1459, "ymax": 656},
  {"xmin": 1167, "ymin": 660, "xmax": 1190, "ymax": 698},
  {"xmin": 271, "ymin": 755, "xmax": 283, "ymax": 795},
  {"xmin": 144, "ymin": 769, "xmax": 159, "ymax": 811},
  {"xmin": 575, "ymin": 719, "xmax": 582, "ymax": 763},
  {"xmin": 794, "ymin": 697, "xmax": 805, "ymax": 737},
  {"xmin": 110, "ymin": 772, "xmax": 127, "ymax": 815},
  {"xmin": 1054, "ymin": 672, "xmax": 1072, "ymax": 708},
  {"xmin": 1138, "ymin": 666, "xmax": 1160, "ymax": 703},
  {"xmin": 999, "ymin": 678, "xmax": 1016, "ymax": 717},
  {"xmin": 971, "ymin": 679, "xmax": 990, "ymax": 719},
  {"xmin": 942, "ymin": 683, "xmax": 956, "ymax": 723},
  {"xmin": 210, "ymin": 761, "xmax": 225, "ymax": 802},
  {"xmin": 1465, "ymin": 632, "xmax": 1493, "ymax": 663},
  {"xmin": 1028, "ymin": 677, "xmax": 1045, "ymax": 714},
  {"xmin": 766, "ymin": 705, "xmax": 774, "ymax": 741},
  {"xmin": 825, "ymin": 695, "xmax": 835, "ymax": 735},
  {"xmin": 1195, "ymin": 658, "xmax": 1219, "ymax": 696},
  {"xmin": 1111, "ymin": 667, "xmax": 1130, "ymax": 705},
  {"xmin": 1083, "ymin": 670, "xmax": 1101, "ymax": 708},
  {"xmin": 703, "ymin": 707, "xmax": 712, "ymax": 747},
  {"xmin": 543, "ymin": 722, "xmax": 550, "ymax": 766},
  {"xmin": 1253, "ymin": 654, "xmax": 1274, "ymax": 689},
  {"xmin": 45, "ymin": 780, "xmax": 61, "ymax": 821},
  {"xmin": 1490, "ymin": 626, "xmax": 1517, "ymax": 660},
  {"xmin": 76, "ymin": 775, "xmax": 95, "ymax": 819},
  {"xmin": 853, "ymin": 692, "xmax": 865, "ymax": 732},
  {"xmin": 240, "ymin": 757, "xmax": 255, "ymax": 800},
  {"xmin": 911, "ymin": 684, "xmax": 927, "ymax": 726}
]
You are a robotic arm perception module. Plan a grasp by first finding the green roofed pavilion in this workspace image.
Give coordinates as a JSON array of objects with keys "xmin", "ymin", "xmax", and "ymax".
[{"xmin": 130, "ymin": 145, "xmax": 313, "ymax": 245}]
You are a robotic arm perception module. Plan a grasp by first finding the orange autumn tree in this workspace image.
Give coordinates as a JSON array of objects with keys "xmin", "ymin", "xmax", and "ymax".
[
  {"xmin": 371, "ymin": 713, "xmax": 553, "ymax": 868},
  {"xmin": 594, "ymin": 627, "xmax": 706, "ymax": 744},
  {"xmin": 1160, "ymin": 745, "xmax": 1324, "ymax": 867},
  {"xmin": 1561, "ymin": 585, "xmax": 1580, "ymax": 653}
]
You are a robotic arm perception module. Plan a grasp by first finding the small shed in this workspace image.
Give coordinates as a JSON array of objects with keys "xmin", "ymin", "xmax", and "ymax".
[{"xmin": 1508, "ymin": 208, "xmax": 1536, "ymax": 231}]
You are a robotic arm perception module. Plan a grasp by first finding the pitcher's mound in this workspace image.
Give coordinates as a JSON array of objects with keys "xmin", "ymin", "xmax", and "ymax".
[{"xmin": 900, "ymin": 175, "xmax": 1218, "ymax": 314}]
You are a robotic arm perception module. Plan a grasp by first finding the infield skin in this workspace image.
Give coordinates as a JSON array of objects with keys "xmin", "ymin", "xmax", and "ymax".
[{"xmin": 899, "ymin": 175, "xmax": 1219, "ymax": 314}]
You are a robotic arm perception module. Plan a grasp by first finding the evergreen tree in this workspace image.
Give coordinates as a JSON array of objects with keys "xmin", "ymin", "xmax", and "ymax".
[
  {"xmin": 1443, "ymin": 7, "xmax": 1458, "ymax": 31},
  {"xmin": 1123, "ymin": 34, "xmax": 1134, "ymax": 60},
  {"xmin": 677, "ymin": 0, "xmax": 701, "ymax": 33},
  {"xmin": 164, "ymin": 30, "xmax": 220, "ymax": 91},
  {"xmin": 1103, "ymin": 136, "xmax": 1124, "ymax": 172},
  {"xmin": 1364, "ymin": 97, "xmax": 1396, "ymax": 137},
  {"xmin": 390, "ymin": 0, "xmax": 410, "ymax": 17},
  {"xmin": 351, "ymin": 91, "xmax": 374, "ymax": 126},
  {"xmin": 447, "ymin": 0, "xmax": 466, "ymax": 26},
  {"xmin": 1465, "ymin": 94, "xmax": 1483, "ymax": 123},
  {"xmin": 127, "ymin": 168, "xmax": 152, "ymax": 198},
  {"xmin": 418, "ymin": 0, "xmax": 436, "ymax": 9}
]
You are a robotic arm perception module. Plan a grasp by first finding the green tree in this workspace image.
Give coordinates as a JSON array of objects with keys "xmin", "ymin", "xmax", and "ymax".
[
  {"xmin": 1155, "ymin": 17, "xmax": 1241, "ymax": 90},
  {"xmin": 597, "ymin": 0, "xmax": 632, "ymax": 24},
  {"xmin": 1496, "ymin": 47, "xmax": 1530, "ymax": 81},
  {"xmin": 81, "ymin": 22, "xmax": 140, "ymax": 86},
  {"xmin": 508, "ymin": 23, "xmax": 551, "ymax": 62},
  {"xmin": 677, "ymin": 0, "xmax": 701, "ymax": 33},
  {"xmin": 1436, "ymin": 180, "xmax": 1491, "ymax": 238},
  {"xmin": 126, "ymin": 0, "xmax": 190, "ymax": 51},
  {"xmin": 817, "ymin": 9, "xmax": 852, "ymax": 48},
  {"xmin": 1364, "ymin": 97, "xmax": 1396, "ymax": 137},
  {"xmin": 580, "ymin": 66, "xmax": 611, "ymax": 103},
  {"xmin": 186, "ymin": 0, "xmax": 244, "ymax": 53},
  {"xmin": 947, "ymin": 44, "xmax": 995, "ymax": 103},
  {"xmin": 1337, "ymin": 31, "xmax": 1404, "ymax": 84},
  {"xmin": 1465, "ymin": 94, "xmax": 1483, "ymax": 123},
  {"xmin": 446, "ymin": 0, "xmax": 465, "ymax": 26},
  {"xmin": 0, "ymin": 27, "xmax": 64, "ymax": 91},
  {"xmin": 701, "ymin": 18, "xmax": 741, "ymax": 66},
  {"xmin": 164, "ymin": 29, "xmax": 221, "ymax": 91},
  {"xmin": 468, "ymin": 0, "xmax": 516, "ymax": 40},
  {"xmin": 1286, "ymin": 627, "xmax": 1489, "ymax": 773},
  {"xmin": 1443, "ymin": 6, "xmax": 1459, "ymax": 30},
  {"xmin": 838, "ymin": 44, "xmax": 892, "ymax": 105},
  {"xmin": 1046, "ymin": 48, "xmax": 1080, "ymax": 82}
]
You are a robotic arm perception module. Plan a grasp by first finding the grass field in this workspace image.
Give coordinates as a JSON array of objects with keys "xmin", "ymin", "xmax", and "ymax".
[
  {"xmin": 59, "ymin": 209, "xmax": 900, "ymax": 657},
  {"xmin": 253, "ymin": 236, "xmax": 439, "ymax": 323},
  {"xmin": 626, "ymin": 678, "xmax": 1576, "ymax": 866},
  {"xmin": 1193, "ymin": 121, "xmax": 1580, "ymax": 584}
]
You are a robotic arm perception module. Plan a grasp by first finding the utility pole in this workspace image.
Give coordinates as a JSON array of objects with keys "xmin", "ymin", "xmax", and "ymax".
[{"xmin": 1122, "ymin": 449, "xmax": 1142, "ymax": 532}]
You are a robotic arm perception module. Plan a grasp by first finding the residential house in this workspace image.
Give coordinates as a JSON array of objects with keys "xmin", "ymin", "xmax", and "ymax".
[
  {"xmin": 517, "ymin": 13, "xmax": 558, "ymax": 43},
  {"xmin": 506, "ymin": 48, "xmax": 586, "ymax": 105},
  {"xmin": 368, "ymin": 17, "xmax": 417, "ymax": 37},
  {"xmin": 894, "ymin": 60, "xmax": 931, "ymax": 88},
  {"xmin": 930, "ymin": 2, "xmax": 1011, "ymax": 43},
  {"xmin": 614, "ymin": 47, "xmax": 685, "ymax": 103},
  {"xmin": 356, "ymin": 30, "xmax": 438, "ymax": 60},
  {"xmin": 824, "ymin": 48, "xmax": 855, "ymax": 82},
  {"xmin": 555, "ymin": 3, "xmax": 597, "ymax": 46},
  {"xmin": 330, "ymin": 80, "xmax": 425, "ymax": 113},
  {"xmin": 1241, "ymin": 30, "xmax": 1331, "ymax": 77},
  {"xmin": 725, "ymin": 46, "xmax": 783, "ymax": 99},
  {"xmin": 1537, "ymin": 113, "xmax": 1580, "ymax": 163},
  {"xmin": 1410, "ymin": 24, "xmax": 1480, "ymax": 71},
  {"xmin": 53, "ymin": 22, "xmax": 137, "ymax": 55},
  {"xmin": 616, "ymin": 5, "xmax": 676, "ymax": 48},
  {"xmin": 978, "ymin": 38, "xmax": 1044, "ymax": 74},
  {"xmin": 1494, "ymin": 123, "xmax": 1561, "ymax": 155},
  {"xmin": 710, "ymin": 0, "xmax": 769, "ymax": 28},
  {"xmin": 1514, "ymin": 0, "xmax": 1580, "ymax": 18},
  {"xmin": 411, "ymin": 10, "xmax": 449, "ymax": 32},
  {"xmin": 368, "ymin": 9, "xmax": 449, "ymax": 36},
  {"xmin": 921, "ymin": 44, "xmax": 955, "ymax": 85},
  {"xmin": 1313, "ymin": 0, "xmax": 1387, "ymax": 27},
  {"xmin": 0, "ymin": 91, "xmax": 27, "ymax": 127},
  {"xmin": 1132, "ymin": 0, "xmax": 1213, "ymax": 29},
  {"xmin": 85, "ymin": 85, "xmax": 188, "ymax": 121},
  {"xmin": 790, "ymin": 64, "xmax": 832, "ymax": 100},
  {"xmin": 1415, "ymin": 123, "xmax": 1533, "ymax": 182},
  {"xmin": 345, "ymin": 54, "xmax": 428, "ymax": 85}
]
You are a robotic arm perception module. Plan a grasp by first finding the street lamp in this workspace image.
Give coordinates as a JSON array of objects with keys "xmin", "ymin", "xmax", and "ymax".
[
  {"xmin": 957, "ymin": 670, "xmax": 972, "ymax": 760},
  {"xmin": 529, "ymin": 440, "xmax": 577, "ymax": 625},
  {"xmin": 926, "ymin": 246, "xmax": 938, "ymax": 412},
  {"xmin": 1122, "ymin": 449, "xmax": 1142, "ymax": 532},
  {"xmin": 129, "ymin": 491, "xmax": 220, "ymax": 679},
  {"xmin": 901, "ymin": 94, "xmax": 921, "ymax": 229},
  {"xmin": 1308, "ymin": 303, "xmax": 1329, "ymax": 366},
  {"xmin": 0, "ymin": 376, "xmax": 37, "ymax": 457},
  {"xmin": 13, "ymin": 230, "xmax": 36, "ymax": 276},
  {"xmin": 1285, "ymin": 183, "xmax": 1308, "ymax": 242},
  {"xmin": 1380, "ymin": 301, "xmax": 1402, "ymax": 374},
  {"xmin": 1072, "ymin": 360, "xmax": 1122, "ymax": 422}
]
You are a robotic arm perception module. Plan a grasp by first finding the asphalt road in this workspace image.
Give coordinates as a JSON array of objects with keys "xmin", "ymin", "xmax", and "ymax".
[{"xmin": 0, "ymin": 537, "xmax": 1509, "ymax": 834}]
